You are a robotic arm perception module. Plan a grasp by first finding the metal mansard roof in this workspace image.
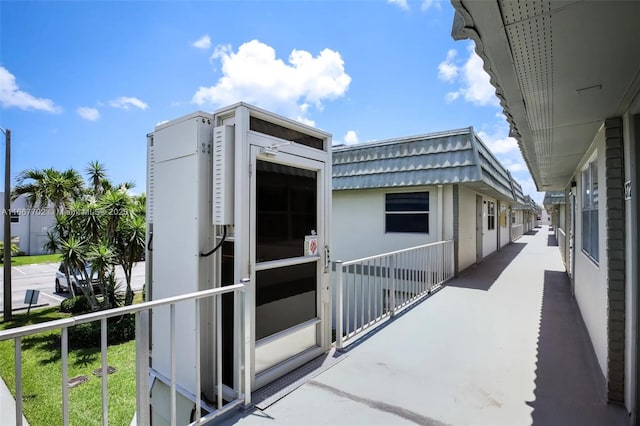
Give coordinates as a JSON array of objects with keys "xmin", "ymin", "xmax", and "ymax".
[{"xmin": 332, "ymin": 127, "xmax": 530, "ymax": 205}]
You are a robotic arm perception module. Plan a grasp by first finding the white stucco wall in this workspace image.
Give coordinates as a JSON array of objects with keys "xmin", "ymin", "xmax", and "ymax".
[
  {"xmin": 0, "ymin": 193, "xmax": 55, "ymax": 255},
  {"xmin": 443, "ymin": 186, "xmax": 454, "ymax": 241},
  {"xmin": 458, "ymin": 186, "xmax": 477, "ymax": 271},
  {"xmin": 332, "ymin": 186, "xmax": 448, "ymax": 262},
  {"xmin": 573, "ymin": 128, "xmax": 609, "ymax": 379}
]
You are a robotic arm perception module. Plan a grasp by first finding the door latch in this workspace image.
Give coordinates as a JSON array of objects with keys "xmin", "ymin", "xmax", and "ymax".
[{"xmin": 324, "ymin": 245, "xmax": 331, "ymax": 273}]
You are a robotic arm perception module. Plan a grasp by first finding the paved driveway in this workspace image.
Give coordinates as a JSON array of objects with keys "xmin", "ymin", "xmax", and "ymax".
[{"xmin": 0, "ymin": 261, "xmax": 145, "ymax": 313}]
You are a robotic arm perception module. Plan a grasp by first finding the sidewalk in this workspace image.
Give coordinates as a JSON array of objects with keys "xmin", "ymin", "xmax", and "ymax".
[
  {"xmin": 1, "ymin": 376, "xmax": 29, "ymax": 426},
  {"xmin": 222, "ymin": 226, "xmax": 629, "ymax": 425}
]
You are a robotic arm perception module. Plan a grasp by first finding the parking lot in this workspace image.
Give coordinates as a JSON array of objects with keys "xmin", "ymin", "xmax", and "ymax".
[{"xmin": 0, "ymin": 262, "xmax": 145, "ymax": 313}]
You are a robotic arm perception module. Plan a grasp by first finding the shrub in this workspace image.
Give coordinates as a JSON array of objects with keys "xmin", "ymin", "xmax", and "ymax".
[
  {"xmin": 101, "ymin": 274, "xmax": 125, "ymax": 309},
  {"xmin": 68, "ymin": 314, "xmax": 136, "ymax": 348},
  {"xmin": 60, "ymin": 296, "xmax": 92, "ymax": 315}
]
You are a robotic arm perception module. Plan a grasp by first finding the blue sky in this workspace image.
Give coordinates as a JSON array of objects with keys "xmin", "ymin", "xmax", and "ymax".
[{"xmin": 0, "ymin": 0, "xmax": 542, "ymax": 203}]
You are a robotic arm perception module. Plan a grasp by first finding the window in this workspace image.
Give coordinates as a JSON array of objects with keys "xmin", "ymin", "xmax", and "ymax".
[
  {"xmin": 582, "ymin": 159, "xmax": 599, "ymax": 262},
  {"xmin": 487, "ymin": 201, "xmax": 495, "ymax": 230},
  {"xmin": 385, "ymin": 192, "xmax": 429, "ymax": 233}
]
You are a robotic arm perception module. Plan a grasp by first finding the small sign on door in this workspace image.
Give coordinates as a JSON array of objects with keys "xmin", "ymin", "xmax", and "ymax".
[
  {"xmin": 304, "ymin": 233, "xmax": 318, "ymax": 256},
  {"xmin": 625, "ymin": 180, "xmax": 631, "ymax": 200}
]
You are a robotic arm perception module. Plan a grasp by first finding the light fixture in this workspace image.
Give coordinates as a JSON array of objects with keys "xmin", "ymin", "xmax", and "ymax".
[{"xmin": 576, "ymin": 84, "xmax": 602, "ymax": 94}]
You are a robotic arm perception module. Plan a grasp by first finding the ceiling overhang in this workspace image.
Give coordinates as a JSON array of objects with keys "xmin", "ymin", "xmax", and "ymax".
[{"xmin": 451, "ymin": 0, "xmax": 640, "ymax": 191}]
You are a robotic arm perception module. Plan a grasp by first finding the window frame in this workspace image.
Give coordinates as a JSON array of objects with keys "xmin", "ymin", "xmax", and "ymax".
[
  {"xmin": 384, "ymin": 191, "xmax": 430, "ymax": 234},
  {"xmin": 9, "ymin": 212, "xmax": 19, "ymax": 223},
  {"xmin": 487, "ymin": 201, "xmax": 496, "ymax": 230},
  {"xmin": 581, "ymin": 158, "xmax": 599, "ymax": 264}
]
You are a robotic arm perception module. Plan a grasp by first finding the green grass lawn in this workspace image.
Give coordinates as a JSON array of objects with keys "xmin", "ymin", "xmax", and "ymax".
[
  {"xmin": 0, "ymin": 307, "xmax": 137, "ymax": 425},
  {"xmin": 7, "ymin": 253, "xmax": 62, "ymax": 266}
]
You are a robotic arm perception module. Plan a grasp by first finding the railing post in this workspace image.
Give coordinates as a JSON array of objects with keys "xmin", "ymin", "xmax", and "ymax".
[
  {"xmin": 390, "ymin": 254, "xmax": 397, "ymax": 317},
  {"xmin": 15, "ymin": 337, "xmax": 22, "ymax": 426},
  {"xmin": 62, "ymin": 329, "xmax": 69, "ymax": 426},
  {"xmin": 449, "ymin": 241, "xmax": 454, "ymax": 279},
  {"xmin": 335, "ymin": 261, "xmax": 344, "ymax": 350},
  {"xmin": 101, "ymin": 318, "xmax": 108, "ymax": 426},
  {"xmin": 241, "ymin": 278, "xmax": 251, "ymax": 407},
  {"xmin": 136, "ymin": 310, "xmax": 150, "ymax": 426},
  {"xmin": 170, "ymin": 304, "xmax": 176, "ymax": 426}
]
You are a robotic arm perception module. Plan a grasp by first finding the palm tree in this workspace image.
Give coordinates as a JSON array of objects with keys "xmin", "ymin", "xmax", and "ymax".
[
  {"xmin": 59, "ymin": 235, "xmax": 98, "ymax": 309},
  {"xmin": 98, "ymin": 189, "xmax": 132, "ymax": 240},
  {"xmin": 42, "ymin": 231, "xmax": 59, "ymax": 254},
  {"xmin": 13, "ymin": 167, "xmax": 83, "ymax": 214},
  {"xmin": 87, "ymin": 239, "xmax": 116, "ymax": 306},
  {"xmin": 85, "ymin": 161, "xmax": 107, "ymax": 196},
  {"xmin": 132, "ymin": 192, "xmax": 146, "ymax": 216},
  {"xmin": 49, "ymin": 168, "xmax": 84, "ymax": 213},
  {"xmin": 12, "ymin": 168, "xmax": 49, "ymax": 209},
  {"xmin": 114, "ymin": 214, "xmax": 146, "ymax": 305}
]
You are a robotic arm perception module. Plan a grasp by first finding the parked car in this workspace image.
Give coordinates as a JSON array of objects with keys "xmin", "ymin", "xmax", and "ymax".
[{"xmin": 55, "ymin": 263, "xmax": 101, "ymax": 294}]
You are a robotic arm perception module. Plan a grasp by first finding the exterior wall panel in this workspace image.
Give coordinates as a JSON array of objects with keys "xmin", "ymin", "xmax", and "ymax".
[
  {"xmin": 458, "ymin": 186, "xmax": 477, "ymax": 271},
  {"xmin": 332, "ymin": 187, "xmax": 440, "ymax": 262},
  {"xmin": 574, "ymin": 130, "xmax": 609, "ymax": 379}
]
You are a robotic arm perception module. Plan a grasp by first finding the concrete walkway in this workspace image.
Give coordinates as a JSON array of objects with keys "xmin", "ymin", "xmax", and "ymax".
[
  {"xmin": 223, "ymin": 226, "xmax": 629, "ymax": 426},
  {"xmin": 1, "ymin": 376, "xmax": 29, "ymax": 426}
]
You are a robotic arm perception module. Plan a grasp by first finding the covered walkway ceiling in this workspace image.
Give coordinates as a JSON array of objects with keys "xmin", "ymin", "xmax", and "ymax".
[{"xmin": 452, "ymin": 0, "xmax": 640, "ymax": 191}]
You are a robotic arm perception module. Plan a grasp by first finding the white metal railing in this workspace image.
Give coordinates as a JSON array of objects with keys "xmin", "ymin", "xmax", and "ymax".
[
  {"xmin": 0, "ymin": 280, "xmax": 251, "ymax": 426},
  {"xmin": 511, "ymin": 224, "xmax": 524, "ymax": 240},
  {"xmin": 334, "ymin": 240, "xmax": 455, "ymax": 349},
  {"xmin": 558, "ymin": 228, "xmax": 567, "ymax": 264}
]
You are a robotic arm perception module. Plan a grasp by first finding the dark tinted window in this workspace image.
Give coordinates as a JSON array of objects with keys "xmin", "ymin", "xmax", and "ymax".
[
  {"xmin": 250, "ymin": 117, "xmax": 324, "ymax": 150},
  {"xmin": 385, "ymin": 192, "xmax": 429, "ymax": 233},
  {"xmin": 255, "ymin": 262, "xmax": 317, "ymax": 340},
  {"xmin": 256, "ymin": 161, "xmax": 317, "ymax": 262}
]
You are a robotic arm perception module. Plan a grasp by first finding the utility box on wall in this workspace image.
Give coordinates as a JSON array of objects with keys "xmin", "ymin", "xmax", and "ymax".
[
  {"xmin": 146, "ymin": 103, "xmax": 333, "ymax": 423},
  {"xmin": 146, "ymin": 113, "xmax": 215, "ymax": 423}
]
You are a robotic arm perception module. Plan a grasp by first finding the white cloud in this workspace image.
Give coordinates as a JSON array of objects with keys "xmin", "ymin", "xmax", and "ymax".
[
  {"xmin": 445, "ymin": 92, "xmax": 460, "ymax": 103},
  {"xmin": 518, "ymin": 176, "xmax": 543, "ymax": 203},
  {"xmin": 438, "ymin": 44, "xmax": 498, "ymax": 106},
  {"xmin": 477, "ymin": 120, "xmax": 536, "ymax": 197},
  {"xmin": 193, "ymin": 40, "xmax": 351, "ymax": 124},
  {"xmin": 192, "ymin": 35, "xmax": 211, "ymax": 49},
  {"xmin": 109, "ymin": 96, "xmax": 148, "ymax": 110},
  {"xmin": 295, "ymin": 116, "xmax": 316, "ymax": 127},
  {"xmin": 156, "ymin": 120, "xmax": 169, "ymax": 127},
  {"xmin": 438, "ymin": 50, "xmax": 458, "ymax": 82},
  {"xmin": 421, "ymin": 0, "xmax": 442, "ymax": 11},
  {"xmin": 0, "ymin": 66, "xmax": 62, "ymax": 113},
  {"xmin": 387, "ymin": 0, "xmax": 409, "ymax": 10},
  {"xmin": 508, "ymin": 163, "xmax": 526, "ymax": 173},
  {"xmin": 477, "ymin": 130, "xmax": 518, "ymax": 154},
  {"xmin": 344, "ymin": 130, "xmax": 359, "ymax": 145},
  {"xmin": 77, "ymin": 106, "xmax": 100, "ymax": 121}
]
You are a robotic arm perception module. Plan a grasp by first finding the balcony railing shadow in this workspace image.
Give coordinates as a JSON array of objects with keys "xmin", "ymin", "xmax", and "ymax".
[
  {"xmin": 446, "ymin": 241, "xmax": 526, "ymax": 291},
  {"xmin": 527, "ymin": 270, "xmax": 628, "ymax": 426}
]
